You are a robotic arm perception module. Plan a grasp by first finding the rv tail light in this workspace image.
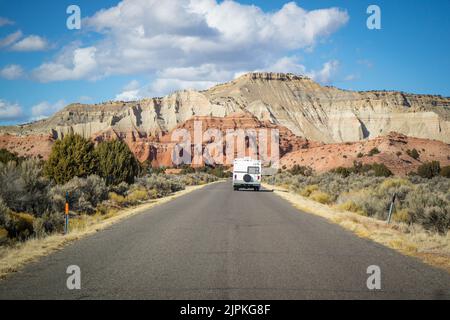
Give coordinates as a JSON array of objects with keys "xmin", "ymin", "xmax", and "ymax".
[
  {"xmin": 257, "ymin": 176, "xmax": 260, "ymax": 180},
  {"xmin": 234, "ymin": 174, "xmax": 237, "ymax": 179}
]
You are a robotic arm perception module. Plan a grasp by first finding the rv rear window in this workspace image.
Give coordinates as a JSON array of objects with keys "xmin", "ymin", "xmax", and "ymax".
[{"xmin": 248, "ymin": 167, "xmax": 260, "ymax": 174}]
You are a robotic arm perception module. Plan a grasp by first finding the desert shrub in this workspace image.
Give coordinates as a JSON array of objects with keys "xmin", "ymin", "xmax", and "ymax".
[
  {"xmin": 0, "ymin": 159, "xmax": 51, "ymax": 215},
  {"xmin": 0, "ymin": 197, "xmax": 9, "ymax": 227},
  {"xmin": 176, "ymin": 172, "xmax": 219, "ymax": 185},
  {"xmin": 357, "ymin": 152, "xmax": 364, "ymax": 158},
  {"xmin": 195, "ymin": 165, "xmax": 231, "ymax": 178},
  {"xmin": 146, "ymin": 166, "xmax": 167, "ymax": 175},
  {"xmin": 95, "ymin": 139, "xmax": 140, "ymax": 185},
  {"xmin": 417, "ymin": 161, "xmax": 441, "ymax": 179},
  {"xmin": 310, "ymin": 191, "xmax": 333, "ymax": 204},
  {"xmin": 289, "ymin": 165, "xmax": 313, "ymax": 176},
  {"xmin": 33, "ymin": 211, "xmax": 64, "ymax": 237},
  {"xmin": 135, "ymin": 174, "xmax": 185, "ymax": 197},
  {"xmin": 371, "ymin": 163, "xmax": 393, "ymax": 177},
  {"xmin": 108, "ymin": 192, "xmax": 127, "ymax": 206},
  {"xmin": 404, "ymin": 187, "xmax": 450, "ymax": 233},
  {"xmin": 126, "ymin": 187, "xmax": 149, "ymax": 204},
  {"xmin": 407, "ymin": 148, "xmax": 420, "ymax": 160},
  {"xmin": 266, "ymin": 169, "xmax": 450, "ymax": 232},
  {"xmin": 0, "ymin": 148, "xmax": 21, "ymax": 164},
  {"xmin": 337, "ymin": 200, "xmax": 364, "ymax": 215},
  {"xmin": 392, "ymin": 209, "xmax": 411, "ymax": 224},
  {"xmin": 332, "ymin": 162, "xmax": 391, "ymax": 178},
  {"xmin": 109, "ymin": 182, "xmax": 129, "ymax": 196},
  {"xmin": 332, "ymin": 167, "xmax": 352, "ymax": 178},
  {"xmin": 3, "ymin": 213, "xmax": 34, "ymax": 240},
  {"xmin": 440, "ymin": 166, "xmax": 450, "ymax": 178},
  {"xmin": 299, "ymin": 185, "xmax": 319, "ymax": 197},
  {"xmin": 180, "ymin": 165, "xmax": 196, "ymax": 174},
  {"xmin": 368, "ymin": 148, "xmax": 380, "ymax": 156},
  {"xmin": 49, "ymin": 175, "xmax": 108, "ymax": 214},
  {"xmin": 44, "ymin": 134, "xmax": 98, "ymax": 184}
]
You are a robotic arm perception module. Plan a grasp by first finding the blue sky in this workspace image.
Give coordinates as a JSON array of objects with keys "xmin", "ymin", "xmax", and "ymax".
[{"xmin": 0, "ymin": 0, "xmax": 449, "ymax": 125}]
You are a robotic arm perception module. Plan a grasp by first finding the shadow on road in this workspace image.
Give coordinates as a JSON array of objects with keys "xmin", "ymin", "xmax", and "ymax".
[{"xmin": 235, "ymin": 189, "xmax": 274, "ymax": 193}]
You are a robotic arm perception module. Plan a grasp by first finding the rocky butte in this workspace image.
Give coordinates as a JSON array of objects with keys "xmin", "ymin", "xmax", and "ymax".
[{"xmin": 0, "ymin": 72, "xmax": 449, "ymax": 174}]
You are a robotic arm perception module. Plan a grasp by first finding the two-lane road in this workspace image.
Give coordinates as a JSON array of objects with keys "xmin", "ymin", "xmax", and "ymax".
[{"xmin": 1, "ymin": 181, "xmax": 450, "ymax": 299}]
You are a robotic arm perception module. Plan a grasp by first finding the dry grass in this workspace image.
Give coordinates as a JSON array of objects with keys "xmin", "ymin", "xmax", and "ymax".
[
  {"xmin": 0, "ymin": 183, "xmax": 214, "ymax": 279},
  {"xmin": 262, "ymin": 183, "xmax": 450, "ymax": 274}
]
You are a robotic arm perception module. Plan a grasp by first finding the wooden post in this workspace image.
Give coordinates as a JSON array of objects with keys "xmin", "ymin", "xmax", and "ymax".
[
  {"xmin": 387, "ymin": 193, "xmax": 397, "ymax": 224},
  {"xmin": 64, "ymin": 192, "xmax": 69, "ymax": 234}
]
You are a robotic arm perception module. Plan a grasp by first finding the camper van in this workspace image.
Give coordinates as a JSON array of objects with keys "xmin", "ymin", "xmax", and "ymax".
[{"xmin": 233, "ymin": 158, "xmax": 262, "ymax": 191}]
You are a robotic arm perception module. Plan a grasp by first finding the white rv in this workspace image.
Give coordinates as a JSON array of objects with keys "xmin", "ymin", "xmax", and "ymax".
[{"xmin": 233, "ymin": 158, "xmax": 262, "ymax": 191}]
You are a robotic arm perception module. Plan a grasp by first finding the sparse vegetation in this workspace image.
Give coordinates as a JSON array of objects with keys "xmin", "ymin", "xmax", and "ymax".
[
  {"xmin": 441, "ymin": 166, "xmax": 450, "ymax": 178},
  {"xmin": 332, "ymin": 162, "xmax": 392, "ymax": 178},
  {"xmin": 265, "ymin": 168, "xmax": 450, "ymax": 234},
  {"xmin": 0, "ymin": 149, "xmax": 22, "ymax": 164},
  {"xmin": 288, "ymin": 165, "xmax": 313, "ymax": 176},
  {"xmin": 417, "ymin": 161, "xmax": 441, "ymax": 179},
  {"xmin": 0, "ymin": 134, "xmax": 221, "ymax": 244},
  {"xmin": 407, "ymin": 148, "xmax": 420, "ymax": 160},
  {"xmin": 368, "ymin": 147, "xmax": 380, "ymax": 156}
]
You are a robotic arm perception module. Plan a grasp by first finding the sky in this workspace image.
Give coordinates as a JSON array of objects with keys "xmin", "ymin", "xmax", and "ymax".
[{"xmin": 0, "ymin": 0, "xmax": 449, "ymax": 125}]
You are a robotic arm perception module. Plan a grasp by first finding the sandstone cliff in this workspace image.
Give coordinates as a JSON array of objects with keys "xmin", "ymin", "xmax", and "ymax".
[{"xmin": 1, "ymin": 72, "xmax": 449, "ymax": 144}]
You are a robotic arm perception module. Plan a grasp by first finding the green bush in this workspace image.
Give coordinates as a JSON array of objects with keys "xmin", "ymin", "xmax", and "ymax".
[
  {"xmin": 440, "ymin": 166, "xmax": 450, "ymax": 178},
  {"xmin": 95, "ymin": 139, "xmax": 140, "ymax": 185},
  {"xmin": 368, "ymin": 148, "xmax": 380, "ymax": 156},
  {"xmin": 0, "ymin": 197, "xmax": 9, "ymax": 227},
  {"xmin": 0, "ymin": 159, "xmax": 51, "ymax": 215},
  {"xmin": 417, "ymin": 161, "xmax": 441, "ymax": 179},
  {"xmin": 135, "ymin": 174, "xmax": 185, "ymax": 197},
  {"xmin": 33, "ymin": 211, "xmax": 64, "ymax": 237},
  {"xmin": 264, "ymin": 171, "xmax": 450, "ymax": 233},
  {"xmin": 371, "ymin": 163, "xmax": 393, "ymax": 177},
  {"xmin": 289, "ymin": 165, "xmax": 313, "ymax": 176},
  {"xmin": 407, "ymin": 148, "xmax": 420, "ymax": 160},
  {"xmin": 49, "ymin": 175, "xmax": 108, "ymax": 214},
  {"xmin": 0, "ymin": 148, "xmax": 21, "ymax": 164},
  {"xmin": 45, "ymin": 134, "xmax": 98, "ymax": 184},
  {"xmin": 332, "ymin": 167, "xmax": 352, "ymax": 178},
  {"xmin": 4, "ymin": 213, "xmax": 34, "ymax": 241}
]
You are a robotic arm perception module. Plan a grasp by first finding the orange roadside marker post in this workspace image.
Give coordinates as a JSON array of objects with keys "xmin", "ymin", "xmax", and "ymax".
[{"xmin": 64, "ymin": 192, "xmax": 69, "ymax": 234}]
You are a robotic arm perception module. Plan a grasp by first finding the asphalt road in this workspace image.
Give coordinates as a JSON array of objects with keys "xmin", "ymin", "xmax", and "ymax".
[{"xmin": 1, "ymin": 181, "xmax": 450, "ymax": 300}]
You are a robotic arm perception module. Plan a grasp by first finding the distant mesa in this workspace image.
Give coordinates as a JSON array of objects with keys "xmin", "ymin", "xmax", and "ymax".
[{"xmin": 0, "ymin": 72, "xmax": 449, "ymax": 174}]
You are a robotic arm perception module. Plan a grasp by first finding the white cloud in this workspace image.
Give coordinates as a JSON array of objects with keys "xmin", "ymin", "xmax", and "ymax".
[
  {"xmin": 0, "ymin": 99, "xmax": 22, "ymax": 120},
  {"xmin": 32, "ymin": 47, "xmax": 97, "ymax": 82},
  {"xmin": 33, "ymin": 0, "xmax": 349, "ymax": 85},
  {"xmin": 0, "ymin": 30, "xmax": 22, "ymax": 48},
  {"xmin": 0, "ymin": 17, "xmax": 14, "ymax": 27},
  {"xmin": 10, "ymin": 35, "xmax": 48, "ymax": 51},
  {"xmin": 0, "ymin": 64, "xmax": 24, "ymax": 80},
  {"xmin": 31, "ymin": 100, "xmax": 66, "ymax": 120},
  {"xmin": 262, "ymin": 56, "xmax": 339, "ymax": 84},
  {"xmin": 308, "ymin": 60, "xmax": 339, "ymax": 84}
]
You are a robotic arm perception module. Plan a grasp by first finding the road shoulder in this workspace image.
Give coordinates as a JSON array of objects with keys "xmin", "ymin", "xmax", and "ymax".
[{"xmin": 262, "ymin": 182, "xmax": 450, "ymax": 274}]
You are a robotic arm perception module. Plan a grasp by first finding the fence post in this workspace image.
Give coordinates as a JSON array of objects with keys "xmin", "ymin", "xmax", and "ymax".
[
  {"xmin": 387, "ymin": 193, "xmax": 397, "ymax": 224},
  {"xmin": 64, "ymin": 192, "xmax": 69, "ymax": 234}
]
